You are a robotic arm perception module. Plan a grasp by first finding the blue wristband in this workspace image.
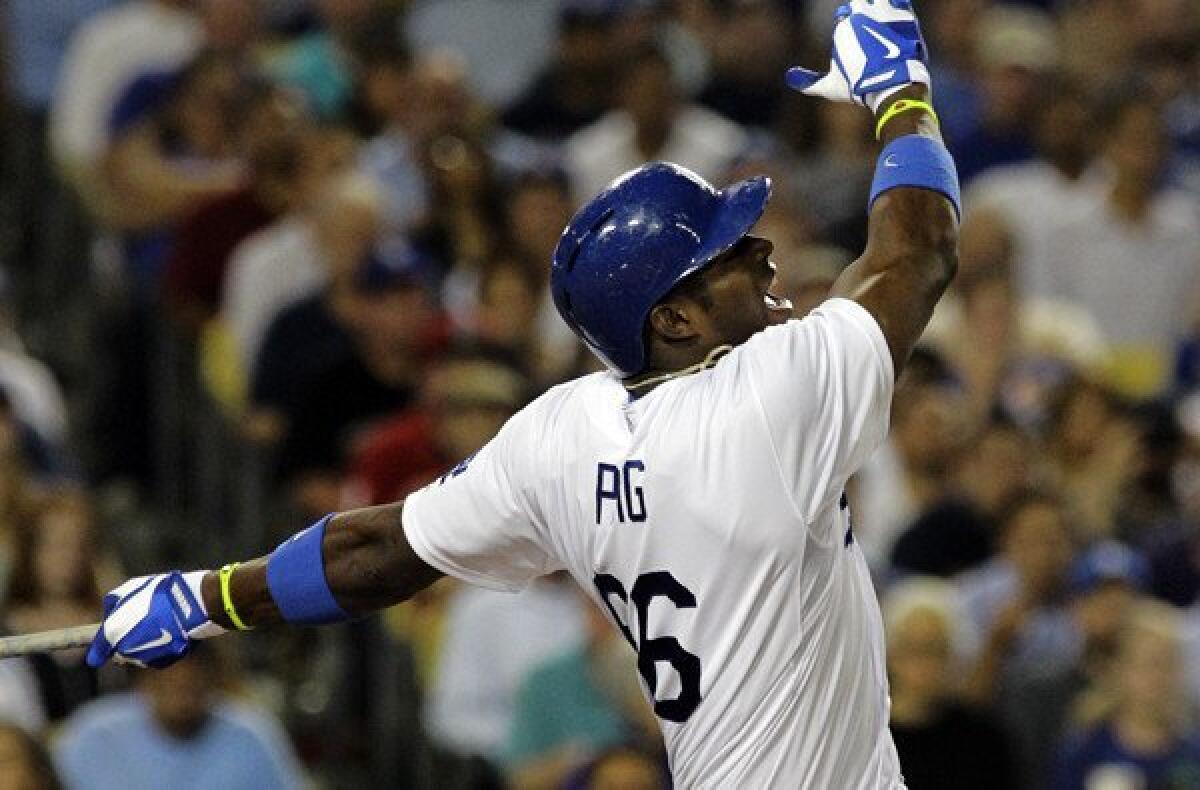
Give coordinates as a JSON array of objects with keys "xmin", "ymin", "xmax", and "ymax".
[
  {"xmin": 869, "ymin": 134, "xmax": 961, "ymax": 219},
  {"xmin": 266, "ymin": 514, "xmax": 349, "ymax": 625}
]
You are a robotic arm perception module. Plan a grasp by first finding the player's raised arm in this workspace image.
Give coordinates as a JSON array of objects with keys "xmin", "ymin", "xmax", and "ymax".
[
  {"xmin": 788, "ymin": 0, "xmax": 960, "ymax": 375},
  {"xmin": 84, "ymin": 502, "xmax": 444, "ymax": 668}
]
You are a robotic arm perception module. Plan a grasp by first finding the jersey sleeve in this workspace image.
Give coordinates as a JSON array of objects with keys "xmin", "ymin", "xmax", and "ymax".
[
  {"xmin": 740, "ymin": 297, "xmax": 895, "ymax": 524},
  {"xmin": 402, "ymin": 412, "xmax": 560, "ymax": 592}
]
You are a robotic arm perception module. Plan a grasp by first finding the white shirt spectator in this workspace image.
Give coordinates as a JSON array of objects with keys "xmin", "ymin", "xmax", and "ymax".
[
  {"xmin": 0, "ymin": 656, "xmax": 47, "ymax": 733},
  {"xmin": 405, "ymin": 0, "xmax": 558, "ymax": 107},
  {"xmin": 1044, "ymin": 187, "xmax": 1200, "ymax": 387},
  {"xmin": 426, "ymin": 579, "xmax": 585, "ymax": 759},
  {"xmin": 221, "ymin": 217, "xmax": 327, "ymax": 372},
  {"xmin": 50, "ymin": 0, "xmax": 201, "ymax": 181},
  {"xmin": 0, "ymin": 338, "xmax": 70, "ymax": 450},
  {"xmin": 965, "ymin": 162, "xmax": 1108, "ymax": 301},
  {"xmin": 564, "ymin": 106, "xmax": 748, "ymax": 206}
]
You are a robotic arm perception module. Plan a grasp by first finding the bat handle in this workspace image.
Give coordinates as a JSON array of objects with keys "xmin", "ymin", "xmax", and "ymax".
[{"xmin": 0, "ymin": 623, "xmax": 101, "ymax": 659}]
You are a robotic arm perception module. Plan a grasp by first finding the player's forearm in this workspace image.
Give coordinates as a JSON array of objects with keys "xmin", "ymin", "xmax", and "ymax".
[
  {"xmin": 830, "ymin": 86, "xmax": 959, "ymax": 373},
  {"xmin": 201, "ymin": 502, "xmax": 443, "ymax": 630}
]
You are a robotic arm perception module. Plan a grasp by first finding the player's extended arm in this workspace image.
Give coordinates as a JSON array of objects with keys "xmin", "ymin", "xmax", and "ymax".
[
  {"xmin": 202, "ymin": 504, "xmax": 443, "ymax": 626},
  {"xmin": 85, "ymin": 503, "xmax": 445, "ymax": 668},
  {"xmin": 788, "ymin": 1, "xmax": 960, "ymax": 375},
  {"xmin": 829, "ymin": 85, "xmax": 959, "ymax": 375}
]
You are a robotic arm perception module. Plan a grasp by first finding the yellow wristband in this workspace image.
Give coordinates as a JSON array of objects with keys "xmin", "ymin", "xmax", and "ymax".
[
  {"xmin": 219, "ymin": 563, "xmax": 252, "ymax": 631},
  {"xmin": 875, "ymin": 99, "xmax": 939, "ymax": 140}
]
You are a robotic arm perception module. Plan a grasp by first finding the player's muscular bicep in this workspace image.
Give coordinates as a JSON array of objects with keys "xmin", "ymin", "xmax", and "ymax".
[
  {"xmin": 833, "ymin": 188, "xmax": 958, "ymax": 375},
  {"xmin": 323, "ymin": 502, "xmax": 444, "ymax": 612}
]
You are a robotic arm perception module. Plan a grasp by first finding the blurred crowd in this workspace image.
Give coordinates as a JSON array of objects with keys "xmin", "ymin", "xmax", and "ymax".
[{"xmin": 1, "ymin": 0, "xmax": 1200, "ymax": 788}]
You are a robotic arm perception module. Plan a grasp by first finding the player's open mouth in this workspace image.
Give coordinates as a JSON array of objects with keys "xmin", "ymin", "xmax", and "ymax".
[{"xmin": 764, "ymin": 292, "xmax": 792, "ymax": 311}]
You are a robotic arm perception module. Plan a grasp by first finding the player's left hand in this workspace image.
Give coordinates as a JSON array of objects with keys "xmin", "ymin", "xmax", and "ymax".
[
  {"xmin": 786, "ymin": 1, "xmax": 931, "ymax": 112},
  {"xmin": 85, "ymin": 571, "xmax": 225, "ymax": 669}
]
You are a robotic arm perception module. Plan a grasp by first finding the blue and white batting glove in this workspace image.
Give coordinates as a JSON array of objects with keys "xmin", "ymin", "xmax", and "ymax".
[
  {"xmin": 86, "ymin": 571, "xmax": 225, "ymax": 669},
  {"xmin": 787, "ymin": 0, "xmax": 931, "ymax": 112}
]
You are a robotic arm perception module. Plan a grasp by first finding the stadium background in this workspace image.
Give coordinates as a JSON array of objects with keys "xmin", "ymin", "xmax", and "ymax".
[{"xmin": 3, "ymin": 0, "xmax": 1200, "ymax": 787}]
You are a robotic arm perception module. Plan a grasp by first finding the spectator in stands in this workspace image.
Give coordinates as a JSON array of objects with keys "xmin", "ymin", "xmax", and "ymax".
[
  {"xmin": 923, "ymin": 217, "xmax": 1109, "ymax": 429},
  {"xmin": 1004, "ymin": 541, "xmax": 1150, "ymax": 787},
  {"xmin": 427, "ymin": 574, "xmax": 586, "ymax": 773},
  {"xmin": 0, "ymin": 375, "xmax": 72, "ymax": 483},
  {"xmin": 101, "ymin": 51, "xmax": 245, "ymax": 239},
  {"xmin": 5, "ymin": 490, "xmax": 117, "ymax": 721},
  {"xmin": 55, "ymin": 643, "xmax": 303, "ymax": 790},
  {"xmin": 49, "ymin": 0, "xmax": 203, "ymax": 214},
  {"xmin": 0, "ymin": 722, "xmax": 61, "ymax": 790},
  {"xmin": 892, "ymin": 417, "xmax": 1034, "ymax": 578},
  {"xmin": 505, "ymin": 588, "xmax": 659, "ymax": 790},
  {"xmin": 221, "ymin": 136, "xmax": 359, "ymax": 387},
  {"xmin": 411, "ymin": 122, "xmax": 505, "ymax": 293},
  {"xmin": 353, "ymin": 31, "xmax": 430, "ymax": 235},
  {"xmin": 162, "ymin": 81, "xmax": 317, "ymax": 331},
  {"xmin": 0, "ymin": 656, "xmax": 46, "ymax": 735},
  {"xmin": 964, "ymin": 78, "xmax": 1103, "ymax": 301},
  {"xmin": 695, "ymin": 0, "xmax": 791, "ymax": 128},
  {"xmin": 267, "ymin": 0, "xmax": 378, "ymax": 120},
  {"xmin": 884, "ymin": 578, "xmax": 1014, "ymax": 790},
  {"xmin": 1051, "ymin": 602, "xmax": 1200, "ymax": 790},
  {"xmin": 564, "ymin": 42, "xmax": 747, "ymax": 204},
  {"xmin": 961, "ymin": 492, "xmax": 1078, "ymax": 707},
  {"xmin": 1147, "ymin": 394, "xmax": 1200, "ymax": 606},
  {"xmin": 1046, "ymin": 375, "xmax": 1142, "ymax": 541},
  {"xmin": 502, "ymin": 1, "xmax": 622, "ymax": 141},
  {"xmin": 445, "ymin": 169, "xmax": 579, "ymax": 385},
  {"xmin": 347, "ymin": 344, "xmax": 528, "ymax": 506},
  {"xmin": 276, "ymin": 240, "xmax": 441, "ymax": 517},
  {"xmin": 949, "ymin": 5, "xmax": 1058, "ymax": 183},
  {"xmin": 1045, "ymin": 84, "xmax": 1200, "ymax": 398},
  {"xmin": 248, "ymin": 171, "xmax": 382, "ymax": 435}
]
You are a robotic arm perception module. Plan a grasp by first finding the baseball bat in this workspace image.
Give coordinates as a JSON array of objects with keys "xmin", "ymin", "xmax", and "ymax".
[{"xmin": 0, "ymin": 624, "xmax": 100, "ymax": 658}]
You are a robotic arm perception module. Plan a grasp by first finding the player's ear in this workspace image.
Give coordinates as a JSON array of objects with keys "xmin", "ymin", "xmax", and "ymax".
[{"xmin": 647, "ymin": 300, "xmax": 699, "ymax": 343}]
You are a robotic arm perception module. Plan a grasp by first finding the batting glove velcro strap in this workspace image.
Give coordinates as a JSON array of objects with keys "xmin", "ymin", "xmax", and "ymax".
[
  {"xmin": 787, "ymin": 1, "xmax": 931, "ymax": 112},
  {"xmin": 86, "ymin": 570, "xmax": 225, "ymax": 669}
]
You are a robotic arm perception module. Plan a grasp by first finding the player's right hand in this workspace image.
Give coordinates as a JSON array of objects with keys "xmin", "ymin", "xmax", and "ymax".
[
  {"xmin": 786, "ymin": 1, "xmax": 931, "ymax": 112},
  {"xmin": 85, "ymin": 571, "xmax": 225, "ymax": 669}
]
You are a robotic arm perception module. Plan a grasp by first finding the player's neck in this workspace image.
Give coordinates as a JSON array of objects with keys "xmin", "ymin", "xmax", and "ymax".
[{"xmin": 624, "ymin": 345, "xmax": 732, "ymax": 397}]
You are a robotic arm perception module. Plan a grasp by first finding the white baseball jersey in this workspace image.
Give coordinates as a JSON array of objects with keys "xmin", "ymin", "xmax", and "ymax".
[{"xmin": 403, "ymin": 298, "xmax": 903, "ymax": 788}]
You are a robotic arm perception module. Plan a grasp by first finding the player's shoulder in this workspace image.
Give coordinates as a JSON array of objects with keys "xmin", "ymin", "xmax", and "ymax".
[
  {"xmin": 499, "ymin": 371, "xmax": 623, "ymax": 443},
  {"xmin": 518, "ymin": 371, "xmax": 620, "ymax": 417}
]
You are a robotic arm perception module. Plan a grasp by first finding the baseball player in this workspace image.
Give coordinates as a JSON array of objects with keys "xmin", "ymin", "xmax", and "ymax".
[{"xmin": 86, "ymin": 2, "xmax": 960, "ymax": 787}]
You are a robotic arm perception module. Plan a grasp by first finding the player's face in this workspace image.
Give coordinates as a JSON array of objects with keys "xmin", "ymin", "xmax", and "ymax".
[{"xmin": 696, "ymin": 235, "xmax": 794, "ymax": 347}]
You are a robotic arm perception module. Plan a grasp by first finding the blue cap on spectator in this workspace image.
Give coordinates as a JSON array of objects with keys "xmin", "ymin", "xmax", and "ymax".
[
  {"xmin": 1069, "ymin": 541, "xmax": 1149, "ymax": 596},
  {"xmin": 109, "ymin": 69, "xmax": 181, "ymax": 136},
  {"xmin": 354, "ymin": 238, "xmax": 436, "ymax": 296}
]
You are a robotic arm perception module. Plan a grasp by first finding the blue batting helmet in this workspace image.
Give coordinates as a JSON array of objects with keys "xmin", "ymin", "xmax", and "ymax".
[{"xmin": 551, "ymin": 162, "xmax": 772, "ymax": 377}]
